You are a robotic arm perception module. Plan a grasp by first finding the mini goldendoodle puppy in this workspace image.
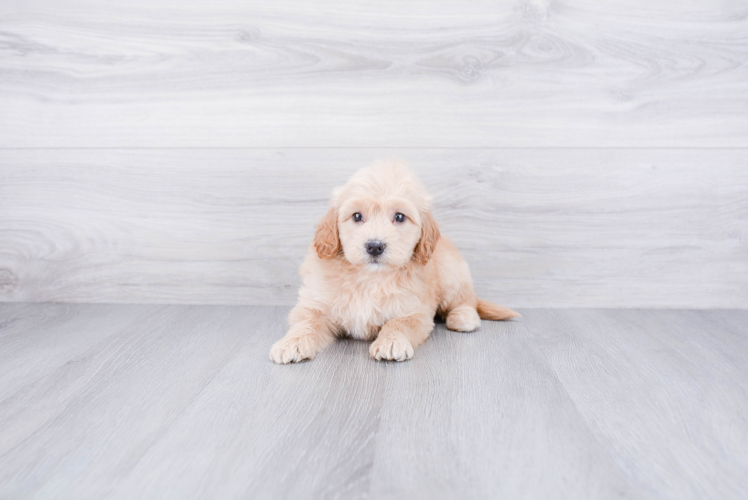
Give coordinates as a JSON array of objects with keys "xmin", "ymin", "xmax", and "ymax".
[{"xmin": 270, "ymin": 160, "xmax": 518, "ymax": 364}]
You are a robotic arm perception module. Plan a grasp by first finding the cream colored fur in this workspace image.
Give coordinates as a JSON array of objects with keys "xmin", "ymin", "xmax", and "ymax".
[{"xmin": 270, "ymin": 160, "xmax": 518, "ymax": 364}]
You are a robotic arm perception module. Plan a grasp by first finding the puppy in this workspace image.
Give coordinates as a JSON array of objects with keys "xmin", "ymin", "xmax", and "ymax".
[{"xmin": 270, "ymin": 160, "xmax": 518, "ymax": 363}]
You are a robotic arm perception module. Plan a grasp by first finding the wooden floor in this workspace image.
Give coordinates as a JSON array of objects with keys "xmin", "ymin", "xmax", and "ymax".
[{"xmin": 0, "ymin": 304, "xmax": 746, "ymax": 499}]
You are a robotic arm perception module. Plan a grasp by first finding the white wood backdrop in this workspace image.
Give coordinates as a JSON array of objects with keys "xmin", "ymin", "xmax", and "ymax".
[
  {"xmin": 1, "ymin": 150, "xmax": 746, "ymax": 307},
  {"xmin": 1, "ymin": 0, "xmax": 747, "ymax": 307},
  {"xmin": 2, "ymin": 0, "xmax": 748, "ymax": 147}
]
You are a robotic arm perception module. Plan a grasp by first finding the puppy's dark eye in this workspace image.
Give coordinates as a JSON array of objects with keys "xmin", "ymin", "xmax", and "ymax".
[
  {"xmin": 352, "ymin": 212, "xmax": 363, "ymax": 222},
  {"xmin": 394, "ymin": 213, "xmax": 406, "ymax": 223}
]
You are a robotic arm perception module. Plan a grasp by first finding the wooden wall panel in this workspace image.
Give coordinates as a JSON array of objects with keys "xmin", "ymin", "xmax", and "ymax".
[
  {"xmin": 1, "ymin": 0, "xmax": 747, "ymax": 147},
  {"xmin": 1, "ymin": 1, "xmax": 746, "ymax": 306},
  {"xmin": 1, "ymin": 149, "xmax": 745, "ymax": 307}
]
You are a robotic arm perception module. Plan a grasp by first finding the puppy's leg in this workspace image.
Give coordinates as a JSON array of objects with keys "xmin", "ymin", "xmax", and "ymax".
[
  {"xmin": 445, "ymin": 305, "xmax": 481, "ymax": 332},
  {"xmin": 270, "ymin": 307, "xmax": 337, "ymax": 364},
  {"xmin": 370, "ymin": 313, "xmax": 434, "ymax": 362}
]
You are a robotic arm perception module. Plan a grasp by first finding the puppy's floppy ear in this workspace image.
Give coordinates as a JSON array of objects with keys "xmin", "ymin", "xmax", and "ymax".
[
  {"xmin": 413, "ymin": 210, "xmax": 440, "ymax": 265},
  {"xmin": 313, "ymin": 207, "xmax": 341, "ymax": 259}
]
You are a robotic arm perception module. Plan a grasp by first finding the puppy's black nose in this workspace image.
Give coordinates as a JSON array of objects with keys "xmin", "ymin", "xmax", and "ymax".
[{"xmin": 365, "ymin": 240, "xmax": 386, "ymax": 257}]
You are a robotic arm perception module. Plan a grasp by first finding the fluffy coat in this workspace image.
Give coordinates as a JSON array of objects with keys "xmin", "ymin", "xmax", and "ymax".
[{"xmin": 270, "ymin": 160, "xmax": 518, "ymax": 363}]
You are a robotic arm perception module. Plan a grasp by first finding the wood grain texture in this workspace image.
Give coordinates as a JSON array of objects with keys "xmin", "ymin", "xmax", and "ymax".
[
  {"xmin": 1, "ymin": 304, "xmax": 747, "ymax": 498},
  {"xmin": 526, "ymin": 309, "xmax": 748, "ymax": 499},
  {"xmin": 1, "ymin": 149, "xmax": 746, "ymax": 308},
  {"xmin": 1, "ymin": 0, "xmax": 748, "ymax": 147}
]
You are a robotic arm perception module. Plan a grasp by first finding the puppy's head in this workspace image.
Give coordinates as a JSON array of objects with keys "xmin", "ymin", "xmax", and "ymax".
[{"xmin": 313, "ymin": 160, "xmax": 440, "ymax": 270}]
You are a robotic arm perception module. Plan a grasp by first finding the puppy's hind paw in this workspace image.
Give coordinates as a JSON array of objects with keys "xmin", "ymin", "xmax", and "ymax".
[
  {"xmin": 270, "ymin": 336, "xmax": 318, "ymax": 364},
  {"xmin": 446, "ymin": 305, "xmax": 481, "ymax": 332},
  {"xmin": 370, "ymin": 335, "xmax": 414, "ymax": 362}
]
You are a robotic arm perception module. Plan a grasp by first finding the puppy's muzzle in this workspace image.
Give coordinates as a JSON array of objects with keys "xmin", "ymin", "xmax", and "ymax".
[{"xmin": 365, "ymin": 240, "xmax": 386, "ymax": 257}]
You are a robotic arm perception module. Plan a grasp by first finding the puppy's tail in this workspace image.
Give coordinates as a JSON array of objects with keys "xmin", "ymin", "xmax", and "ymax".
[{"xmin": 477, "ymin": 299, "xmax": 520, "ymax": 320}]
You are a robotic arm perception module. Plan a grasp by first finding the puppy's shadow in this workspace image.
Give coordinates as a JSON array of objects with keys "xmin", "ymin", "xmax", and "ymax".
[
  {"xmin": 333, "ymin": 336, "xmax": 416, "ymax": 365},
  {"xmin": 332, "ymin": 336, "xmax": 370, "ymax": 359}
]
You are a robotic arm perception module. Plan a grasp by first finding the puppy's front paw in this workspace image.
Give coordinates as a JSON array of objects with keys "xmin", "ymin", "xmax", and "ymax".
[
  {"xmin": 270, "ymin": 336, "xmax": 317, "ymax": 364},
  {"xmin": 370, "ymin": 335, "xmax": 414, "ymax": 362}
]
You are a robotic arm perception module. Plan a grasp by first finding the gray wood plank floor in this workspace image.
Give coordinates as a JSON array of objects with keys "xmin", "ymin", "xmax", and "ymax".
[{"xmin": 1, "ymin": 304, "xmax": 746, "ymax": 499}]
